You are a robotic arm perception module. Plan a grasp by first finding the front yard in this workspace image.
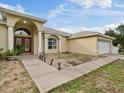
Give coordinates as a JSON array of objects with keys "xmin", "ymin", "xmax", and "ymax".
[
  {"xmin": 45, "ymin": 52, "xmax": 100, "ymax": 69},
  {"xmin": 48, "ymin": 59, "xmax": 124, "ymax": 93},
  {"xmin": 1, "ymin": 54, "xmax": 124, "ymax": 93},
  {"xmin": 0, "ymin": 61, "xmax": 39, "ymax": 93}
]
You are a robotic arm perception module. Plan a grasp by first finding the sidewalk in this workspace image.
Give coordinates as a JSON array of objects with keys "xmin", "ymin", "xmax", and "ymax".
[{"xmin": 20, "ymin": 55, "xmax": 119, "ymax": 93}]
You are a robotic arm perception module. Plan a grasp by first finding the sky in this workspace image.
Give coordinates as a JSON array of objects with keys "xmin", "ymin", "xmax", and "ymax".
[{"xmin": 0, "ymin": 0, "xmax": 124, "ymax": 33}]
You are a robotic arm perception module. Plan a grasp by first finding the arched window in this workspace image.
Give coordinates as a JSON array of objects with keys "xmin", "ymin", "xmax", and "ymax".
[
  {"xmin": 48, "ymin": 36, "xmax": 57, "ymax": 49},
  {"xmin": 15, "ymin": 28, "xmax": 31, "ymax": 36}
]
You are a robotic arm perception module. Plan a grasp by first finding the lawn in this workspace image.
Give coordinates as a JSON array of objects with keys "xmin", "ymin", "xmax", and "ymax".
[
  {"xmin": 0, "ymin": 61, "xmax": 39, "ymax": 93},
  {"xmin": 48, "ymin": 59, "xmax": 124, "ymax": 93}
]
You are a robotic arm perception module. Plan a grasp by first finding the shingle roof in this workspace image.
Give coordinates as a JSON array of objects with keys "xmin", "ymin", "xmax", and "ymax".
[
  {"xmin": 69, "ymin": 31, "xmax": 115, "ymax": 40},
  {"xmin": 43, "ymin": 27, "xmax": 72, "ymax": 37},
  {"xmin": 43, "ymin": 28, "xmax": 114, "ymax": 39}
]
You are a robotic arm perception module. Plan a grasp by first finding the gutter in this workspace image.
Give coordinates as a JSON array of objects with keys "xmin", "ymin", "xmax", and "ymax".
[{"xmin": 67, "ymin": 34, "xmax": 115, "ymax": 40}]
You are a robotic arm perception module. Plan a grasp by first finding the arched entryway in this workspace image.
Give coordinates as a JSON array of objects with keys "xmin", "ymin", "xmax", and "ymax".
[{"xmin": 14, "ymin": 19, "xmax": 38, "ymax": 54}]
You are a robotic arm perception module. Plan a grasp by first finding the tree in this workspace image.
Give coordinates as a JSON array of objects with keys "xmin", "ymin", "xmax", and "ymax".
[
  {"xmin": 105, "ymin": 28, "xmax": 118, "ymax": 46},
  {"xmin": 105, "ymin": 28, "xmax": 117, "ymax": 38},
  {"xmin": 105, "ymin": 24, "xmax": 124, "ymax": 48},
  {"xmin": 116, "ymin": 24, "xmax": 124, "ymax": 48},
  {"xmin": 116, "ymin": 23, "xmax": 124, "ymax": 36}
]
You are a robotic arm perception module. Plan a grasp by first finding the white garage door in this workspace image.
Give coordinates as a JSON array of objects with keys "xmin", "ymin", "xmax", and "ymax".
[{"xmin": 98, "ymin": 41, "xmax": 110, "ymax": 54}]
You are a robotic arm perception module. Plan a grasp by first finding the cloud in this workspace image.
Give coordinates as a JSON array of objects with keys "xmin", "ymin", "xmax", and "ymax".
[
  {"xmin": 46, "ymin": 1, "xmax": 124, "ymax": 35},
  {"xmin": 56, "ymin": 26, "xmax": 105, "ymax": 33},
  {"xmin": 0, "ymin": 3, "xmax": 25, "ymax": 13},
  {"xmin": 47, "ymin": 4, "xmax": 66, "ymax": 18},
  {"xmin": 47, "ymin": 4, "xmax": 124, "ymax": 33},
  {"xmin": 68, "ymin": 0, "xmax": 93, "ymax": 9},
  {"xmin": 68, "ymin": 0, "xmax": 112, "ymax": 9},
  {"xmin": 115, "ymin": 3, "xmax": 124, "ymax": 8},
  {"xmin": 98, "ymin": 0, "xmax": 112, "ymax": 8},
  {"xmin": 55, "ymin": 21, "xmax": 124, "ymax": 34},
  {"xmin": 47, "ymin": 0, "xmax": 124, "ymax": 19},
  {"xmin": 48, "ymin": 6, "xmax": 124, "ymax": 19}
]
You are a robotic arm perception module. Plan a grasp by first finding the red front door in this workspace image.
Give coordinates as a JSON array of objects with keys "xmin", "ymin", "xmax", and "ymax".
[{"xmin": 15, "ymin": 37, "xmax": 31, "ymax": 53}]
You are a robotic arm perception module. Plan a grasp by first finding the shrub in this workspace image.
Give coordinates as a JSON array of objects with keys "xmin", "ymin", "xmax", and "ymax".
[
  {"xmin": 6, "ymin": 49, "xmax": 15, "ymax": 56},
  {"xmin": 0, "ymin": 52, "xmax": 8, "ymax": 61},
  {"xmin": 14, "ymin": 44, "xmax": 24, "ymax": 55},
  {"xmin": 0, "ymin": 49, "xmax": 15, "ymax": 61},
  {"xmin": 0, "ymin": 44, "xmax": 25, "ymax": 61},
  {"xmin": 118, "ymin": 48, "xmax": 124, "ymax": 52},
  {"xmin": 0, "ymin": 48, "xmax": 3, "ymax": 51}
]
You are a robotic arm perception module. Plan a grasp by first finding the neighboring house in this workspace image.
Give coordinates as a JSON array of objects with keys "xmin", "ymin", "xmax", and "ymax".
[{"xmin": 0, "ymin": 7, "xmax": 118, "ymax": 55}]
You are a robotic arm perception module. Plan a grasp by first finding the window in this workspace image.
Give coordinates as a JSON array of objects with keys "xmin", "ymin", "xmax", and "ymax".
[
  {"xmin": 48, "ymin": 37, "xmax": 57, "ymax": 49},
  {"xmin": 15, "ymin": 28, "xmax": 31, "ymax": 36},
  {"xmin": 16, "ymin": 38, "xmax": 22, "ymax": 45}
]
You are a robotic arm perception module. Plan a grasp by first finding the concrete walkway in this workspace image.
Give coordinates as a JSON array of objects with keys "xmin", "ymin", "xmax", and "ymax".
[{"xmin": 20, "ymin": 55, "xmax": 120, "ymax": 93}]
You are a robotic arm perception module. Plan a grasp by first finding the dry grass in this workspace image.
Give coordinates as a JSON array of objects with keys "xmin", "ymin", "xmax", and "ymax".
[
  {"xmin": 48, "ymin": 59, "xmax": 124, "ymax": 93},
  {"xmin": 0, "ymin": 61, "xmax": 39, "ymax": 93},
  {"xmin": 56, "ymin": 52, "xmax": 99, "ymax": 62},
  {"xmin": 45, "ymin": 52, "xmax": 100, "ymax": 69}
]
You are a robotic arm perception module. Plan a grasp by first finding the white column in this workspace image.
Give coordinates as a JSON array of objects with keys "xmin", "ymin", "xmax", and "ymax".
[
  {"xmin": 38, "ymin": 31, "xmax": 42, "ymax": 54},
  {"xmin": 8, "ymin": 26, "xmax": 14, "ymax": 50}
]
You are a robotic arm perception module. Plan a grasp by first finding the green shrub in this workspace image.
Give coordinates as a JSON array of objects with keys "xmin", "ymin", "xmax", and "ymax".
[
  {"xmin": 0, "ymin": 49, "xmax": 15, "ymax": 61},
  {"xmin": 0, "ymin": 52, "xmax": 8, "ymax": 61},
  {"xmin": 118, "ymin": 48, "xmax": 124, "ymax": 52},
  {"xmin": 119, "ymin": 52, "xmax": 124, "ymax": 55},
  {"xmin": 0, "ymin": 44, "xmax": 25, "ymax": 60},
  {"xmin": 6, "ymin": 49, "xmax": 15, "ymax": 56},
  {"xmin": 14, "ymin": 48, "xmax": 21, "ymax": 55},
  {"xmin": 0, "ymin": 48, "xmax": 3, "ymax": 51},
  {"xmin": 14, "ymin": 44, "xmax": 24, "ymax": 55}
]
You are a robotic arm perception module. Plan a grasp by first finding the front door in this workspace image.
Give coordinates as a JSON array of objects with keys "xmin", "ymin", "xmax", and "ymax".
[{"xmin": 15, "ymin": 37, "xmax": 31, "ymax": 53}]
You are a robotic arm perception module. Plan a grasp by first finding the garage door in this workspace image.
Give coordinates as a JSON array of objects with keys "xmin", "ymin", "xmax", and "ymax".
[{"xmin": 98, "ymin": 41, "xmax": 110, "ymax": 54}]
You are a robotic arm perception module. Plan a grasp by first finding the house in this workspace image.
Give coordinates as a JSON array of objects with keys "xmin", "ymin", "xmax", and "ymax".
[{"xmin": 0, "ymin": 7, "xmax": 118, "ymax": 56}]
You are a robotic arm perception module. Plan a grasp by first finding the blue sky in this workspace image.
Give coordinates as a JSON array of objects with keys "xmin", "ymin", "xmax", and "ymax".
[{"xmin": 0, "ymin": 0, "xmax": 124, "ymax": 33}]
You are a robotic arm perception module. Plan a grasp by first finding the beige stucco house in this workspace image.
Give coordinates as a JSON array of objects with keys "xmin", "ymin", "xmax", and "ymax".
[{"xmin": 0, "ymin": 7, "xmax": 118, "ymax": 56}]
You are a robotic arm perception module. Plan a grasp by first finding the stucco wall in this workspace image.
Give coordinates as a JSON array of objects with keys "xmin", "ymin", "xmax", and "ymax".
[
  {"xmin": 7, "ymin": 14, "xmax": 44, "ymax": 29},
  {"xmin": 7, "ymin": 15, "xmax": 20, "ymax": 27},
  {"xmin": 58, "ymin": 36, "xmax": 68, "ymax": 53},
  {"xmin": 61, "ymin": 36, "xmax": 68, "ymax": 52},
  {"xmin": 33, "ymin": 33, "xmax": 38, "ymax": 55},
  {"xmin": 68, "ymin": 36, "xmax": 98, "ymax": 55},
  {"xmin": 98, "ymin": 36, "xmax": 113, "ymax": 41},
  {"xmin": 0, "ymin": 24, "xmax": 8, "ymax": 51},
  {"xmin": 44, "ymin": 33, "xmax": 68, "ymax": 53}
]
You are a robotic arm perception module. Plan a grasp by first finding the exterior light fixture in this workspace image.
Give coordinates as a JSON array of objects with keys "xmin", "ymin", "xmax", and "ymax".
[{"xmin": 23, "ymin": 20, "xmax": 27, "ymax": 23}]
